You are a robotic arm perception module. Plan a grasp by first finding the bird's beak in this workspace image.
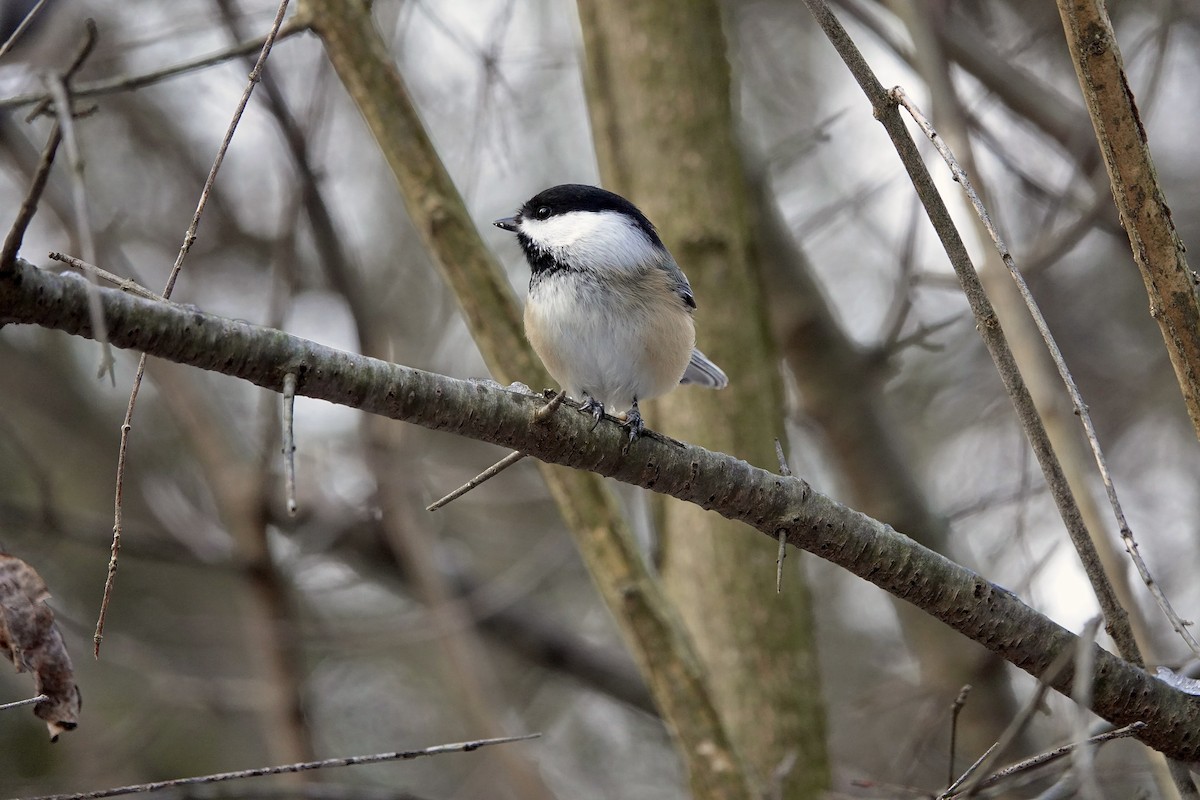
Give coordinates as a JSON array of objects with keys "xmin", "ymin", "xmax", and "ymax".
[{"xmin": 493, "ymin": 215, "xmax": 520, "ymax": 232}]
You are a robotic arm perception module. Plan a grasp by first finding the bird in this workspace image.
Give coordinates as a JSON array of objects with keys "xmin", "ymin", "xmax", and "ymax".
[{"xmin": 494, "ymin": 183, "xmax": 727, "ymax": 441}]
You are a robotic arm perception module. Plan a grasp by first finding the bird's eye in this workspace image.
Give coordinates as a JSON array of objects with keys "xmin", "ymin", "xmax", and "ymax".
[{"xmin": 535, "ymin": 206, "xmax": 551, "ymax": 220}]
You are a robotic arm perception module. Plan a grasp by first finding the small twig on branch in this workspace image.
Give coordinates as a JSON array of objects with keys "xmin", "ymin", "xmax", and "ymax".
[
  {"xmin": 940, "ymin": 743, "xmax": 998, "ymax": 799},
  {"xmin": 947, "ymin": 684, "xmax": 972, "ymax": 788},
  {"xmin": 281, "ymin": 372, "xmax": 298, "ymax": 516},
  {"xmin": 0, "ymin": 0, "xmax": 51, "ymax": 60},
  {"xmin": 427, "ymin": 450, "xmax": 528, "ymax": 512},
  {"xmin": 17, "ymin": 734, "xmax": 541, "ymax": 800},
  {"xmin": 48, "ymin": 252, "xmax": 165, "ymax": 302},
  {"xmin": 427, "ymin": 391, "xmax": 591, "ymax": 511},
  {"xmin": 94, "ymin": 0, "xmax": 293, "ymax": 658},
  {"xmin": 0, "ymin": 693, "xmax": 48, "ymax": 712},
  {"xmin": 773, "ymin": 438, "xmax": 791, "ymax": 594},
  {"xmin": 891, "ymin": 85, "xmax": 1200, "ymax": 663},
  {"xmin": 533, "ymin": 389, "xmax": 565, "ymax": 422},
  {"xmin": 883, "ymin": 313, "xmax": 957, "ymax": 356}
]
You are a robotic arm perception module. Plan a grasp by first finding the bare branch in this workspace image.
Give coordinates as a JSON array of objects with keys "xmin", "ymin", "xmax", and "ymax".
[
  {"xmin": 426, "ymin": 450, "xmax": 527, "ymax": 512},
  {"xmin": 17, "ymin": 734, "xmax": 541, "ymax": 800},
  {"xmin": 0, "ymin": 693, "xmax": 48, "ymax": 712},
  {"xmin": 48, "ymin": 252, "xmax": 164, "ymax": 302},
  {"xmin": 967, "ymin": 722, "xmax": 1145, "ymax": 795},
  {"xmin": 281, "ymin": 371, "xmax": 298, "ymax": 516},
  {"xmin": 947, "ymin": 685, "xmax": 971, "ymax": 788},
  {"xmin": 5, "ymin": 259, "xmax": 1200, "ymax": 760},
  {"xmin": 0, "ymin": 0, "xmax": 51, "ymax": 60},
  {"xmin": 0, "ymin": 122, "xmax": 61, "ymax": 271}
]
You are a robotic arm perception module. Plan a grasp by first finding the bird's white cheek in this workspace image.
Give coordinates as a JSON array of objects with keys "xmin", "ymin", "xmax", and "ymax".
[{"xmin": 520, "ymin": 211, "xmax": 660, "ymax": 273}]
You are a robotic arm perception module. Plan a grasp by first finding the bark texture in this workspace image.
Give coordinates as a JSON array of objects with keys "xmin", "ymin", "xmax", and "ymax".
[{"xmin": 1057, "ymin": 0, "xmax": 1200, "ymax": 442}]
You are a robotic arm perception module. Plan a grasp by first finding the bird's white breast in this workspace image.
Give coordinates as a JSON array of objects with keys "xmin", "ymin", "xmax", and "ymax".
[{"xmin": 524, "ymin": 269, "xmax": 695, "ymax": 412}]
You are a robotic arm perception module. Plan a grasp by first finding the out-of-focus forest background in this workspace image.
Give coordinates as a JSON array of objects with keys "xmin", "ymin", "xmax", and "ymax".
[{"xmin": 2, "ymin": 0, "xmax": 1199, "ymax": 798}]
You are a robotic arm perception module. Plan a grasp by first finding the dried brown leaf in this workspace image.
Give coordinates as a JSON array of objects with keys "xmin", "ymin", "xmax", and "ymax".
[{"xmin": 0, "ymin": 552, "xmax": 80, "ymax": 740}]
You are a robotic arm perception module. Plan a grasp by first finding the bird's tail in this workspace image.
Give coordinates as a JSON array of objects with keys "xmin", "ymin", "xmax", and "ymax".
[{"xmin": 680, "ymin": 348, "xmax": 729, "ymax": 389}]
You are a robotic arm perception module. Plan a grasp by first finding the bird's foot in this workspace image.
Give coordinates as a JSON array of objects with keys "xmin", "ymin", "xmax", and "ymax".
[
  {"xmin": 620, "ymin": 400, "xmax": 645, "ymax": 453},
  {"xmin": 579, "ymin": 395, "xmax": 605, "ymax": 431}
]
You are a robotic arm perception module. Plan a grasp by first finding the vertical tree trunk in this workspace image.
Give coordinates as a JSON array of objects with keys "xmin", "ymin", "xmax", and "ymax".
[{"xmin": 577, "ymin": 3, "xmax": 829, "ymax": 797}]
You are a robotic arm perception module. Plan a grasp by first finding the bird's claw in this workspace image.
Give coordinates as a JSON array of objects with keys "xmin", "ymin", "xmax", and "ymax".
[
  {"xmin": 579, "ymin": 395, "xmax": 605, "ymax": 431},
  {"xmin": 620, "ymin": 402, "xmax": 645, "ymax": 453}
]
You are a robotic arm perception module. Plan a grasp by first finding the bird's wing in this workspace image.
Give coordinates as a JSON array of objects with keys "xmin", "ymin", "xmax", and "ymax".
[
  {"xmin": 680, "ymin": 348, "xmax": 728, "ymax": 388},
  {"xmin": 660, "ymin": 257, "xmax": 696, "ymax": 309}
]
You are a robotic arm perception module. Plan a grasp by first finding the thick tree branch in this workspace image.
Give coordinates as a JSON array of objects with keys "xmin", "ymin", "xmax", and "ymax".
[
  {"xmin": 3, "ymin": 260, "xmax": 1200, "ymax": 759},
  {"xmin": 1056, "ymin": 0, "xmax": 1200, "ymax": 442}
]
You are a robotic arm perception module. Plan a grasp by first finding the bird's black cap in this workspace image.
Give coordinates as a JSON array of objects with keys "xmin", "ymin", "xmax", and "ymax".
[{"xmin": 496, "ymin": 184, "xmax": 664, "ymax": 248}]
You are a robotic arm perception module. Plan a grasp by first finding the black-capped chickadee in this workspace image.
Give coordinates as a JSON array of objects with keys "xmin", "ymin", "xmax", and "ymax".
[{"xmin": 494, "ymin": 184, "xmax": 728, "ymax": 440}]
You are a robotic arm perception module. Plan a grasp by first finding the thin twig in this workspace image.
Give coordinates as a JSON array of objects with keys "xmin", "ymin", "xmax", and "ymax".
[
  {"xmin": 968, "ymin": 722, "xmax": 1145, "ymax": 794},
  {"xmin": 892, "ymin": 85, "xmax": 1200, "ymax": 662},
  {"xmin": 23, "ymin": 17, "xmax": 100, "ymax": 123},
  {"xmin": 774, "ymin": 438, "xmax": 791, "ymax": 594},
  {"xmin": 161, "ymin": 0, "xmax": 292, "ymax": 300},
  {"xmin": 956, "ymin": 636, "xmax": 1079, "ymax": 797},
  {"xmin": 425, "ymin": 391, "xmax": 571, "ymax": 512},
  {"xmin": 281, "ymin": 372, "xmax": 298, "ymax": 516},
  {"xmin": 48, "ymin": 252, "xmax": 165, "ymax": 301},
  {"xmin": 46, "ymin": 66, "xmax": 115, "ymax": 384},
  {"xmin": 940, "ymin": 743, "xmax": 998, "ymax": 798},
  {"xmin": 879, "ymin": 197, "xmax": 922, "ymax": 351},
  {"xmin": 773, "ymin": 438, "xmax": 791, "ymax": 476},
  {"xmin": 0, "ymin": 693, "xmax": 48, "ymax": 712},
  {"xmin": 0, "ymin": 0, "xmax": 51, "ymax": 60},
  {"xmin": 18, "ymin": 734, "xmax": 541, "ymax": 800},
  {"xmin": 94, "ymin": 0, "xmax": 293, "ymax": 658},
  {"xmin": 426, "ymin": 451, "xmax": 528, "ymax": 512},
  {"xmin": 0, "ymin": 16, "xmax": 312, "ymax": 113},
  {"xmin": 948, "ymin": 684, "xmax": 972, "ymax": 788},
  {"xmin": 0, "ymin": 122, "xmax": 61, "ymax": 271},
  {"xmin": 0, "ymin": 16, "xmax": 100, "ymax": 272}
]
